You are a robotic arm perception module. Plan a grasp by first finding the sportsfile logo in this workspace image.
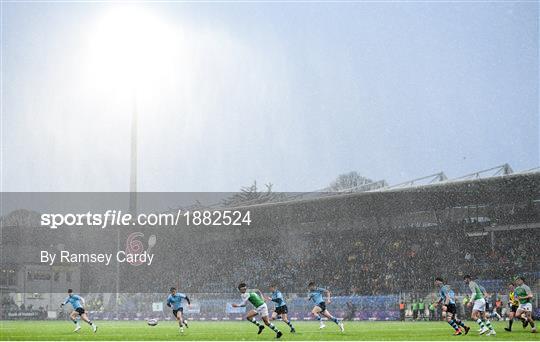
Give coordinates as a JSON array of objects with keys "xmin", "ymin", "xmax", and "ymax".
[
  {"xmin": 39, "ymin": 210, "xmax": 181, "ymax": 229},
  {"xmin": 40, "ymin": 210, "xmax": 252, "ymax": 229}
]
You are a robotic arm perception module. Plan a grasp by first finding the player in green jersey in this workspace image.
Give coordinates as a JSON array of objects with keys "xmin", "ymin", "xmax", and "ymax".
[
  {"xmin": 232, "ymin": 283, "xmax": 283, "ymax": 339},
  {"xmin": 464, "ymin": 275, "xmax": 495, "ymax": 335},
  {"xmin": 514, "ymin": 277, "xmax": 536, "ymax": 333}
]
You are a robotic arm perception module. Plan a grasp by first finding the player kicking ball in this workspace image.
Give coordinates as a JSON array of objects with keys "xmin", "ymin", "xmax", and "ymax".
[
  {"xmin": 166, "ymin": 287, "xmax": 191, "ymax": 333},
  {"xmin": 60, "ymin": 289, "xmax": 97, "ymax": 333},
  {"xmin": 232, "ymin": 283, "xmax": 283, "ymax": 339},
  {"xmin": 307, "ymin": 282, "xmax": 344, "ymax": 332}
]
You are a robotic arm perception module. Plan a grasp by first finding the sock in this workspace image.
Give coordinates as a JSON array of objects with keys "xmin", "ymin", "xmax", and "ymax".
[
  {"xmin": 72, "ymin": 320, "xmax": 78, "ymax": 325},
  {"xmin": 508, "ymin": 319, "xmax": 513, "ymax": 329},
  {"xmin": 530, "ymin": 320, "xmax": 536, "ymax": 328},
  {"xmin": 485, "ymin": 320, "xmax": 494, "ymax": 331},
  {"xmin": 86, "ymin": 320, "xmax": 93, "ymax": 326},
  {"xmin": 249, "ymin": 318, "xmax": 261, "ymax": 327},
  {"xmin": 476, "ymin": 318, "xmax": 485, "ymax": 329},
  {"xmin": 268, "ymin": 323, "xmax": 280, "ymax": 333},
  {"xmin": 455, "ymin": 319, "xmax": 466, "ymax": 328},
  {"xmin": 448, "ymin": 320, "xmax": 459, "ymax": 331},
  {"xmin": 331, "ymin": 317, "xmax": 339, "ymax": 324},
  {"xmin": 285, "ymin": 320, "xmax": 294, "ymax": 329},
  {"xmin": 315, "ymin": 314, "xmax": 322, "ymax": 321}
]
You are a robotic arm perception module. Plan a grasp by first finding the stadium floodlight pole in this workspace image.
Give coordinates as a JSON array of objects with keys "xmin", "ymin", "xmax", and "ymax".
[
  {"xmin": 129, "ymin": 92, "xmax": 138, "ymax": 215},
  {"xmin": 115, "ymin": 91, "xmax": 138, "ymax": 318},
  {"xmin": 86, "ymin": 7, "xmax": 176, "ymax": 317}
]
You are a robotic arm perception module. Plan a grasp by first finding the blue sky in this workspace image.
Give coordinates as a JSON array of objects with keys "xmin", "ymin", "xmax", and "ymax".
[{"xmin": 1, "ymin": 1, "xmax": 538, "ymax": 192}]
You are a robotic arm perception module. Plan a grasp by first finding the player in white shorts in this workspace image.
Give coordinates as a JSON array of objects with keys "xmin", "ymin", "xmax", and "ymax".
[
  {"xmin": 232, "ymin": 283, "xmax": 283, "ymax": 339},
  {"xmin": 472, "ymin": 297, "xmax": 486, "ymax": 312},
  {"xmin": 519, "ymin": 303, "xmax": 533, "ymax": 312},
  {"xmin": 464, "ymin": 275, "xmax": 495, "ymax": 335},
  {"xmin": 514, "ymin": 277, "xmax": 536, "ymax": 333},
  {"xmin": 255, "ymin": 302, "xmax": 269, "ymax": 317}
]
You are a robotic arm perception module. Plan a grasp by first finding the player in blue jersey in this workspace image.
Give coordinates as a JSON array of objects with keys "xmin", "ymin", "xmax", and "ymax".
[
  {"xmin": 60, "ymin": 289, "xmax": 97, "ymax": 333},
  {"xmin": 307, "ymin": 282, "xmax": 344, "ymax": 332},
  {"xmin": 264, "ymin": 284, "xmax": 295, "ymax": 333},
  {"xmin": 434, "ymin": 277, "xmax": 469, "ymax": 335},
  {"xmin": 166, "ymin": 287, "xmax": 191, "ymax": 333}
]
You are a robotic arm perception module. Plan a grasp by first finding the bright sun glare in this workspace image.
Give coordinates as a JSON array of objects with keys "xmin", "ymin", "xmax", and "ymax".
[{"xmin": 85, "ymin": 6, "xmax": 181, "ymax": 91}]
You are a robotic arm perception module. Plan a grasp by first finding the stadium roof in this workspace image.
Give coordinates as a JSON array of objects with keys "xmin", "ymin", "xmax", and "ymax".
[{"xmin": 228, "ymin": 166, "xmax": 539, "ymax": 215}]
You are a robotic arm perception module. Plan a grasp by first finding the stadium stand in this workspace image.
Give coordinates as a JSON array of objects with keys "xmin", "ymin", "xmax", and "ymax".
[{"xmin": 1, "ymin": 170, "xmax": 538, "ymax": 320}]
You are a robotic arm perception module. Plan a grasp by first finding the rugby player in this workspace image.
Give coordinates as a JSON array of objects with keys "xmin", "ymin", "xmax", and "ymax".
[
  {"xmin": 464, "ymin": 275, "xmax": 495, "ymax": 335},
  {"xmin": 166, "ymin": 287, "xmax": 191, "ymax": 333},
  {"xmin": 232, "ymin": 283, "xmax": 283, "ymax": 339},
  {"xmin": 60, "ymin": 289, "xmax": 97, "ymax": 333},
  {"xmin": 514, "ymin": 277, "xmax": 536, "ymax": 333},
  {"xmin": 434, "ymin": 277, "xmax": 470, "ymax": 335},
  {"xmin": 307, "ymin": 282, "xmax": 344, "ymax": 332},
  {"xmin": 265, "ymin": 284, "xmax": 296, "ymax": 333}
]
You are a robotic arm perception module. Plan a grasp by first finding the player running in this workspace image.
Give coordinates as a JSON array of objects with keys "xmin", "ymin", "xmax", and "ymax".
[
  {"xmin": 514, "ymin": 277, "xmax": 537, "ymax": 333},
  {"xmin": 464, "ymin": 275, "xmax": 495, "ymax": 336},
  {"xmin": 486, "ymin": 294, "xmax": 502, "ymax": 321},
  {"xmin": 434, "ymin": 277, "xmax": 470, "ymax": 335},
  {"xmin": 166, "ymin": 287, "xmax": 191, "ymax": 333},
  {"xmin": 232, "ymin": 283, "xmax": 283, "ymax": 339},
  {"xmin": 479, "ymin": 284, "xmax": 501, "ymax": 321},
  {"xmin": 504, "ymin": 281, "xmax": 521, "ymax": 332},
  {"xmin": 264, "ymin": 284, "xmax": 296, "ymax": 333},
  {"xmin": 307, "ymin": 282, "xmax": 344, "ymax": 332},
  {"xmin": 60, "ymin": 289, "xmax": 97, "ymax": 333}
]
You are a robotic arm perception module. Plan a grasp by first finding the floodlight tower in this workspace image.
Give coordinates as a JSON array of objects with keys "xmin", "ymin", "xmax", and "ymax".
[
  {"xmin": 117, "ymin": 94, "xmax": 137, "ymax": 319},
  {"xmin": 129, "ymin": 94, "xmax": 138, "ymax": 216},
  {"xmin": 86, "ymin": 5, "xmax": 178, "ymax": 318}
]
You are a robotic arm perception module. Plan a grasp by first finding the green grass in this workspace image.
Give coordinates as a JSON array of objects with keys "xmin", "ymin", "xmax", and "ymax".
[{"xmin": 0, "ymin": 320, "xmax": 537, "ymax": 341}]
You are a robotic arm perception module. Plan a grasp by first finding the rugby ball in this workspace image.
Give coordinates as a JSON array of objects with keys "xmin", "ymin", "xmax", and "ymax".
[{"xmin": 147, "ymin": 318, "xmax": 159, "ymax": 326}]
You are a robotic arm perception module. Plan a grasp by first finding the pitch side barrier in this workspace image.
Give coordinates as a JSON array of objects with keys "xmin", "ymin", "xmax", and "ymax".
[{"xmin": 0, "ymin": 293, "xmax": 400, "ymax": 321}]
